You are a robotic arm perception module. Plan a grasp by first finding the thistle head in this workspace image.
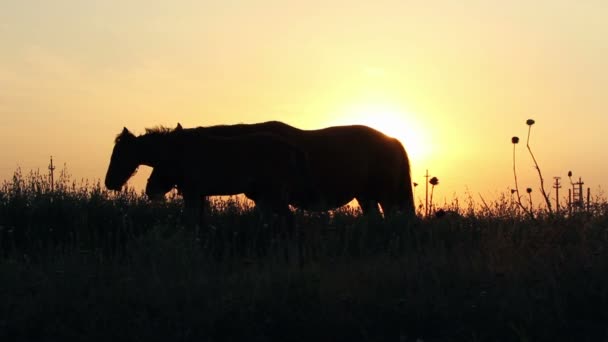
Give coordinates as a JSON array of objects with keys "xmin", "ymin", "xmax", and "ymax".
[
  {"xmin": 430, "ymin": 177, "xmax": 439, "ymax": 186},
  {"xmin": 526, "ymin": 188, "xmax": 532, "ymax": 194},
  {"xmin": 511, "ymin": 136, "xmax": 519, "ymax": 144},
  {"xmin": 526, "ymin": 119, "xmax": 535, "ymax": 126}
]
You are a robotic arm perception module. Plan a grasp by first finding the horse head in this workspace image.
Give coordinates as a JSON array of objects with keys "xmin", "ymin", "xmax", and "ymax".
[
  {"xmin": 143, "ymin": 124, "xmax": 183, "ymax": 200},
  {"xmin": 145, "ymin": 166, "xmax": 176, "ymax": 201},
  {"xmin": 105, "ymin": 127, "xmax": 140, "ymax": 190}
]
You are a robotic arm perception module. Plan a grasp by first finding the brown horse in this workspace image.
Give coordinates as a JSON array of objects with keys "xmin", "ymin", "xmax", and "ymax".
[
  {"xmin": 105, "ymin": 124, "xmax": 315, "ymax": 229},
  {"xmin": 143, "ymin": 121, "xmax": 415, "ymax": 218}
]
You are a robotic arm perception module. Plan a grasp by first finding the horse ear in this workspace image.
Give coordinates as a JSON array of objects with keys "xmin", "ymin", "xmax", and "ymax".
[
  {"xmin": 119, "ymin": 127, "xmax": 136, "ymax": 140},
  {"xmin": 116, "ymin": 127, "xmax": 135, "ymax": 143},
  {"xmin": 175, "ymin": 123, "xmax": 183, "ymax": 131}
]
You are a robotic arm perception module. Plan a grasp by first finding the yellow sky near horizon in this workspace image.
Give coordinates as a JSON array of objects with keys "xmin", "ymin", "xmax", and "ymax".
[{"xmin": 1, "ymin": 0, "xmax": 607, "ymax": 207}]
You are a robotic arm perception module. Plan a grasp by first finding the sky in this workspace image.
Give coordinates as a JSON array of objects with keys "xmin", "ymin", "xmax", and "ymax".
[{"xmin": 1, "ymin": 0, "xmax": 607, "ymax": 209}]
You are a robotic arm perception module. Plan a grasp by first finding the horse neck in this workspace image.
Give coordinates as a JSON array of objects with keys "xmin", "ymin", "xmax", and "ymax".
[{"xmin": 136, "ymin": 134, "xmax": 174, "ymax": 167}]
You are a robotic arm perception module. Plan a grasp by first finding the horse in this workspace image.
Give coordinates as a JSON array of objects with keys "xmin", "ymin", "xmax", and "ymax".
[
  {"xmin": 141, "ymin": 121, "xmax": 415, "ymax": 218},
  {"xmin": 105, "ymin": 124, "xmax": 316, "ymax": 233}
]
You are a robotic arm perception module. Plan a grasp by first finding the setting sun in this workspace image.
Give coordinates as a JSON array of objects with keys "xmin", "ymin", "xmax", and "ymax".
[{"xmin": 326, "ymin": 102, "xmax": 431, "ymax": 165}]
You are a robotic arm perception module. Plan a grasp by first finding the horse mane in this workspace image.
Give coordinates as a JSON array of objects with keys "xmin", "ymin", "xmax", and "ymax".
[
  {"xmin": 196, "ymin": 120, "xmax": 285, "ymax": 129},
  {"xmin": 144, "ymin": 126, "xmax": 175, "ymax": 135},
  {"xmin": 115, "ymin": 126, "xmax": 177, "ymax": 144}
]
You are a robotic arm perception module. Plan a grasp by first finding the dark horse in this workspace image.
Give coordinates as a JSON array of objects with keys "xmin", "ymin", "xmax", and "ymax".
[
  {"xmin": 142, "ymin": 121, "xmax": 415, "ymax": 217},
  {"xmin": 105, "ymin": 125, "xmax": 315, "ymax": 228}
]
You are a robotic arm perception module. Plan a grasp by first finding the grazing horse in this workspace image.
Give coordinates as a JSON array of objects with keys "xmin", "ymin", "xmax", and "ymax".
[
  {"xmin": 105, "ymin": 125, "xmax": 315, "ymax": 230},
  {"xmin": 143, "ymin": 121, "xmax": 415, "ymax": 218}
]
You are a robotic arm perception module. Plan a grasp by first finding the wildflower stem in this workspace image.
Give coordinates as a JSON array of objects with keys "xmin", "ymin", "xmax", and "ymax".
[
  {"xmin": 429, "ymin": 184, "xmax": 435, "ymax": 215},
  {"xmin": 526, "ymin": 125, "xmax": 553, "ymax": 214},
  {"xmin": 512, "ymin": 142, "xmax": 531, "ymax": 217}
]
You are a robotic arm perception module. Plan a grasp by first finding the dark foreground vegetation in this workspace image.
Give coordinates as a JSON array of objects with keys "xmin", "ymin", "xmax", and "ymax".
[{"xmin": 1, "ymin": 169, "xmax": 608, "ymax": 341}]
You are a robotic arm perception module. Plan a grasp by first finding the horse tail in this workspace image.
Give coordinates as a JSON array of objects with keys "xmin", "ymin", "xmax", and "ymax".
[{"xmin": 393, "ymin": 138, "xmax": 416, "ymax": 217}]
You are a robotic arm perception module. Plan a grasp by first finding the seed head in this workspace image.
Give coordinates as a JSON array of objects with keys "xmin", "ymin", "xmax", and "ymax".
[
  {"xmin": 526, "ymin": 188, "xmax": 532, "ymax": 194},
  {"xmin": 430, "ymin": 177, "xmax": 439, "ymax": 186},
  {"xmin": 511, "ymin": 136, "xmax": 519, "ymax": 144},
  {"xmin": 526, "ymin": 119, "xmax": 535, "ymax": 126},
  {"xmin": 568, "ymin": 171, "xmax": 572, "ymax": 177}
]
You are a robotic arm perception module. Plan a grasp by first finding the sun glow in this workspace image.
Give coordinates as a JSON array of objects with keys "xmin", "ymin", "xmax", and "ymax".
[{"xmin": 327, "ymin": 103, "xmax": 431, "ymax": 164}]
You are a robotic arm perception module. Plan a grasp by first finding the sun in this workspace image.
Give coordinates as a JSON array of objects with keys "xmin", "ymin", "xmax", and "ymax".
[{"xmin": 326, "ymin": 103, "xmax": 431, "ymax": 162}]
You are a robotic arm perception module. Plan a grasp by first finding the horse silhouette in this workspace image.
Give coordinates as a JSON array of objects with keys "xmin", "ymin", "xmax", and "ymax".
[
  {"xmin": 105, "ymin": 124, "xmax": 315, "ymax": 229},
  {"xmin": 138, "ymin": 121, "xmax": 415, "ymax": 218}
]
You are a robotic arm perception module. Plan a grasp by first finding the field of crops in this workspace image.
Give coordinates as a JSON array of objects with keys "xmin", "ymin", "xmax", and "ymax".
[{"xmin": 1, "ymin": 169, "xmax": 608, "ymax": 341}]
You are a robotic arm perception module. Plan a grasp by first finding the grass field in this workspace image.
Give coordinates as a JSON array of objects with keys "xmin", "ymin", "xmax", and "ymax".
[{"xmin": 1, "ymin": 169, "xmax": 608, "ymax": 341}]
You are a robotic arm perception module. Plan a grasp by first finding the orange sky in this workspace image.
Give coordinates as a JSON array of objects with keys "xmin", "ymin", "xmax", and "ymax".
[{"xmin": 1, "ymin": 0, "xmax": 607, "ymax": 208}]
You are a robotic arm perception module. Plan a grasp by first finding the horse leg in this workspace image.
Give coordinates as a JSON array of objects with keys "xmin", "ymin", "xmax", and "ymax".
[
  {"xmin": 256, "ymin": 197, "xmax": 295, "ymax": 263},
  {"xmin": 183, "ymin": 194, "xmax": 205, "ymax": 246},
  {"xmin": 249, "ymin": 199, "xmax": 270, "ymax": 258},
  {"xmin": 380, "ymin": 192, "xmax": 417, "ymax": 220},
  {"xmin": 275, "ymin": 203, "xmax": 297, "ymax": 264},
  {"xmin": 355, "ymin": 196, "xmax": 385, "ymax": 252},
  {"xmin": 356, "ymin": 197, "xmax": 382, "ymax": 217},
  {"xmin": 183, "ymin": 195, "xmax": 200, "ymax": 229},
  {"xmin": 379, "ymin": 198, "xmax": 397, "ymax": 218}
]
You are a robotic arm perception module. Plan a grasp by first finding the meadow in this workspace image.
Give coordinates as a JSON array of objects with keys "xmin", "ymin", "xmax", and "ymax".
[{"xmin": 1, "ymin": 168, "xmax": 608, "ymax": 341}]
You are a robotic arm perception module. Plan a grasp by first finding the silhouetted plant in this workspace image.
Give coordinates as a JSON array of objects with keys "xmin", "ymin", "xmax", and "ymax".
[
  {"xmin": 568, "ymin": 170, "xmax": 574, "ymax": 204},
  {"xmin": 526, "ymin": 187, "xmax": 533, "ymax": 210},
  {"xmin": 412, "ymin": 182, "xmax": 420, "ymax": 214},
  {"xmin": 511, "ymin": 136, "xmax": 532, "ymax": 217},
  {"xmin": 429, "ymin": 177, "xmax": 439, "ymax": 215},
  {"xmin": 525, "ymin": 118, "xmax": 553, "ymax": 214},
  {"xmin": 511, "ymin": 119, "xmax": 554, "ymax": 217}
]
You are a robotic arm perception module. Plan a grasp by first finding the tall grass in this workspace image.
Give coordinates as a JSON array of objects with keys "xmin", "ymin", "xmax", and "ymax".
[{"xmin": 1, "ymin": 169, "xmax": 608, "ymax": 341}]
